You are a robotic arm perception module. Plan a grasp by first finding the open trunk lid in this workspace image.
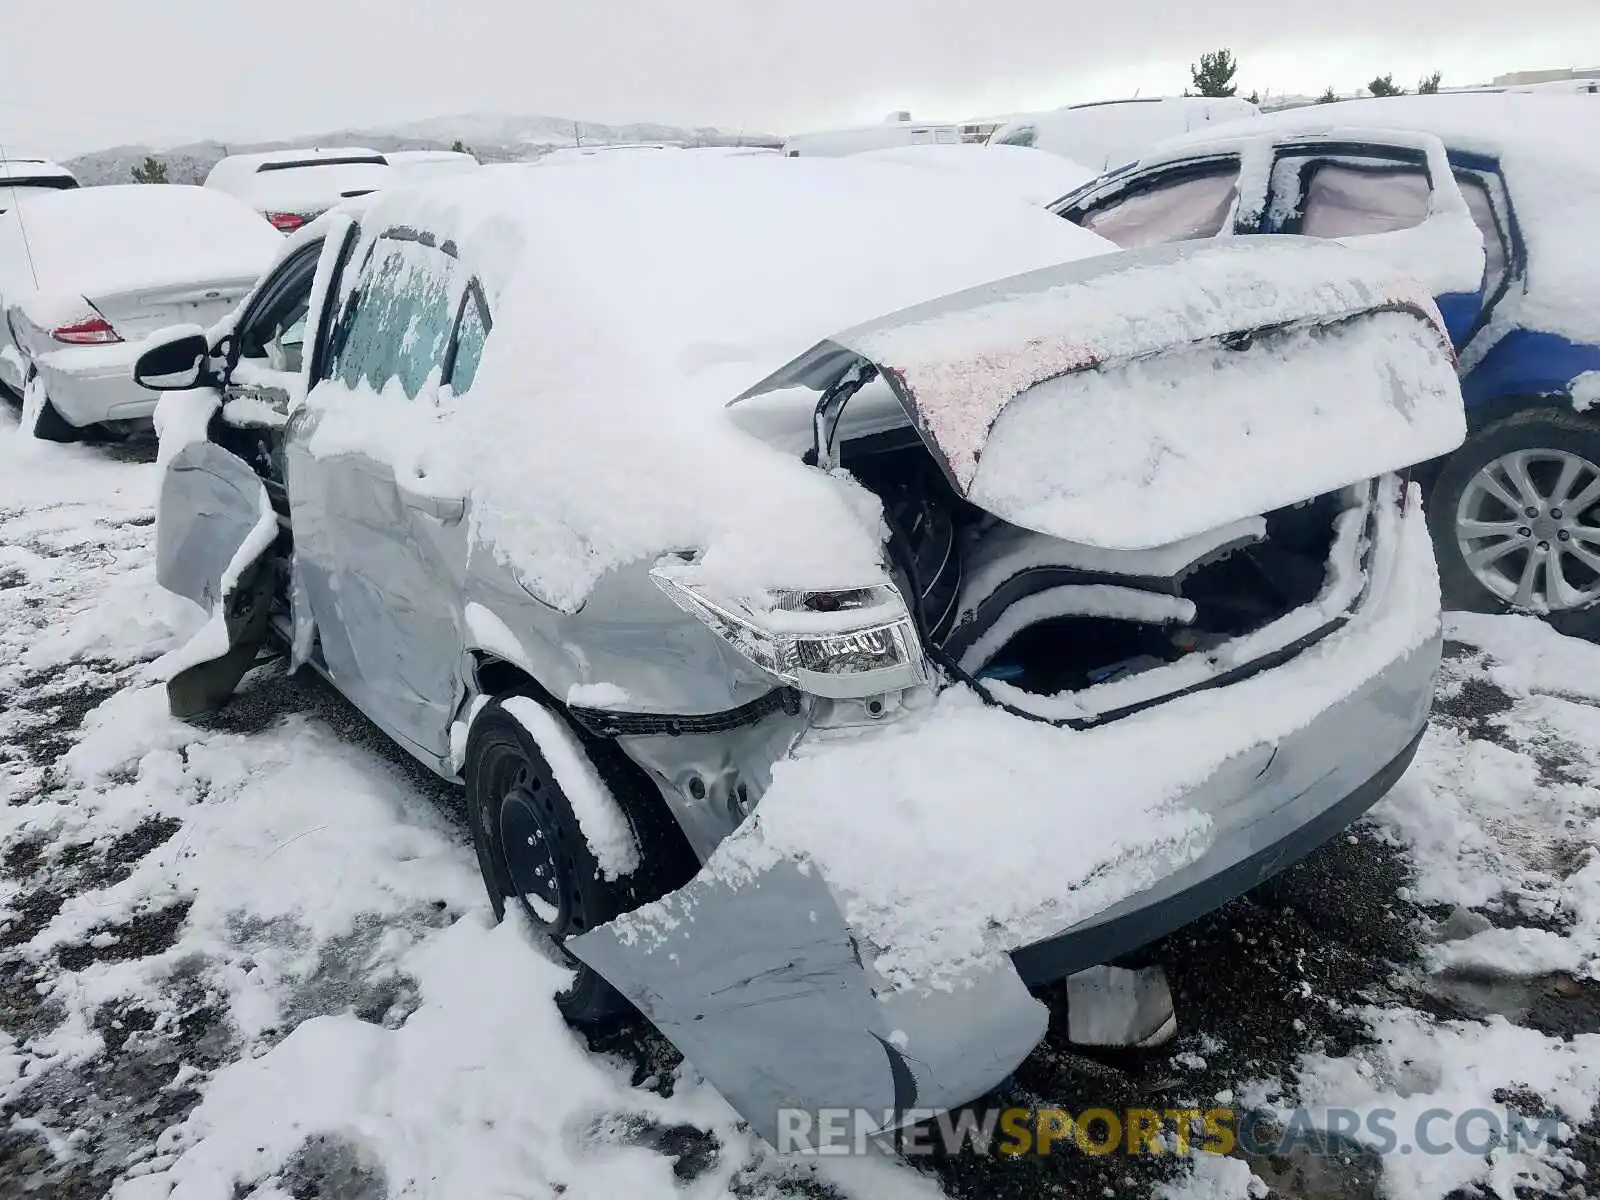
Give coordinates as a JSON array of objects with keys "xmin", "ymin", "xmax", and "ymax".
[{"xmin": 733, "ymin": 235, "xmax": 1465, "ymax": 549}]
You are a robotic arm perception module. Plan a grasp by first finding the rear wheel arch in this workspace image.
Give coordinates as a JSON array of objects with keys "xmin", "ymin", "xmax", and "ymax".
[
  {"xmin": 1463, "ymin": 390, "xmax": 1588, "ymax": 436},
  {"xmin": 461, "ymin": 652, "xmax": 697, "ymax": 885},
  {"xmin": 461, "ymin": 685, "xmax": 698, "ymax": 1024}
]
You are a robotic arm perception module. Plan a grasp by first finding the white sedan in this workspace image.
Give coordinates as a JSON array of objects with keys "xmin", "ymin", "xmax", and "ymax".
[{"xmin": 0, "ymin": 184, "xmax": 280, "ymax": 440}]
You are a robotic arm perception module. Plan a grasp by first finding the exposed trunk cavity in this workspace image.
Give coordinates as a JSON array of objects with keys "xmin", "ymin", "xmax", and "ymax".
[{"xmin": 844, "ymin": 430, "xmax": 1372, "ymax": 726}]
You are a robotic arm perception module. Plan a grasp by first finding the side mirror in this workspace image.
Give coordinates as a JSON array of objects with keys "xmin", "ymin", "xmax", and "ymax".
[{"xmin": 134, "ymin": 324, "xmax": 214, "ymax": 391}]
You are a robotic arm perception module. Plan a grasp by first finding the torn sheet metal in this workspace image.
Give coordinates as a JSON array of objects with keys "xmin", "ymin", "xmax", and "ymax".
[{"xmin": 568, "ymin": 856, "xmax": 1047, "ymax": 1147}]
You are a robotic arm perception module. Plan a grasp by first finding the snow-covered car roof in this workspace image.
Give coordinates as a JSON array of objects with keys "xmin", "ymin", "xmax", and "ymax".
[
  {"xmin": 366, "ymin": 153, "xmax": 1119, "ymax": 405},
  {"xmin": 385, "ymin": 150, "xmax": 481, "ymax": 184},
  {"xmin": 385, "ymin": 149, "xmax": 479, "ymax": 165},
  {"xmin": 854, "ymin": 143, "xmax": 1095, "ymax": 207},
  {"xmin": 992, "ymin": 97, "xmax": 1261, "ymax": 172},
  {"xmin": 1150, "ymin": 93, "xmax": 1600, "ymax": 343},
  {"xmin": 1156, "ymin": 92, "xmax": 1593, "ymax": 167},
  {"xmin": 326, "ymin": 154, "xmax": 1123, "ymax": 608},
  {"xmin": 0, "ymin": 185, "xmax": 281, "ymax": 322}
]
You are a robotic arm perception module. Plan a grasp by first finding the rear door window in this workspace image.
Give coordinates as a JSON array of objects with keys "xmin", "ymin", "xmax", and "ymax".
[
  {"xmin": 1455, "ymin": 172, "xmax": 1509, "ymax": 298},
  {"xmin": 1075, "ymin": 161, "xmax": 1239, "ymax": 248},
  {"xmin": 445, "ymin": 285, "xmax": 491, "ymax": 396}
]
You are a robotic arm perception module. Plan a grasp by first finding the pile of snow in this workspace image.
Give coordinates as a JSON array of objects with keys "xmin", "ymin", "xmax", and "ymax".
[
  {"xmin": 1282, "ymin": 1010, "xmax": 1600, "ymax": 1200},
  {"xmin": 1375, "ymin": 612, "xmax": 1600, "ymax": 981}
]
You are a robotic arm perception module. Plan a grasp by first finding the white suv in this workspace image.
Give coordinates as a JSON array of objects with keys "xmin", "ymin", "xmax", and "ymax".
[{"xmin": 204, "ymin": 147, "xmax": 392, "ymax": 233}]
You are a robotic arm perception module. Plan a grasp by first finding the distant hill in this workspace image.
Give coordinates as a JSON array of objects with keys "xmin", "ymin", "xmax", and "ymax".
[{"xmin": 63, "ymin": 113, "xmax": 782, "ymax": 185}]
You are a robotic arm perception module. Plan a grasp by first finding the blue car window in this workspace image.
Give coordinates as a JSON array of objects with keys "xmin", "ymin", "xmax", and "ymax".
[{"xmin": 1455, "ymin": 174, "xmax": 1508, "ymax": 297}]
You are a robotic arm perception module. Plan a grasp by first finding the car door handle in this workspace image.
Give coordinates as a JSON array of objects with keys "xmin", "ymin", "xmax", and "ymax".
[{"xmin": 397, "ymin": 482, "xmax": 466, "ymax": 526}]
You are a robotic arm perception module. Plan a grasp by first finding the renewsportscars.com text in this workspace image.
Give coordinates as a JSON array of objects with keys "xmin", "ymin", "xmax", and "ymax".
[{"xmin": 775, "ymin": 1105, "xmax": 1564, "ymax": 1158}]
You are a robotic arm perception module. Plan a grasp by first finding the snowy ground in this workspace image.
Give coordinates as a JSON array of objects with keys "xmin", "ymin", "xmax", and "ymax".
[{"xmin": 1, "ymin": 402, "xmax": 1597, "ymax": 1200}]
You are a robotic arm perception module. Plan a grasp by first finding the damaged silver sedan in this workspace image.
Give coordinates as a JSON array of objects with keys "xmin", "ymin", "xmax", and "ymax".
[{"xmin": 138, "ymin": 155, "xmax": 1465, "ymax": 1147}]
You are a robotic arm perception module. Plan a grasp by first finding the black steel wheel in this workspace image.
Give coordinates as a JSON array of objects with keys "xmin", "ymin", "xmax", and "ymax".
[{"xmin": 465, "ymin": 697, "xmax": 632, "ymax": 1023}]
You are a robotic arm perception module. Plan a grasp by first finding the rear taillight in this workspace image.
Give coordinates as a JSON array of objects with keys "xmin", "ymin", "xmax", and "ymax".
[
  {"xmin": 266, "ymin": 211, "xmax": 309, "ymax": 233},
  {"xmin": 52, "ymin": 313, "xmax": 122, "ymax": 345}
]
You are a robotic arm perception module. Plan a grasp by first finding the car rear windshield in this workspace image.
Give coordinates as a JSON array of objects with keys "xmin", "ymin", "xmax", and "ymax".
[
  {"xmin": 0, "ymin": 173, "xmax": 76, "ymax": 191},
  {"xmin": 257, "ymin": 155, "xmax": 387, "ymax": 173}
]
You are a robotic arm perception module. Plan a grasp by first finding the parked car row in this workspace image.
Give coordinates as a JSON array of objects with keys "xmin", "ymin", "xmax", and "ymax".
[
  {"xmin": 0, "ymin": 145, "xmax": 483, "ymax": 438},
  {"xmin": 2, "ymin": 89, "xmax": 1595, "ymax": 1147}
]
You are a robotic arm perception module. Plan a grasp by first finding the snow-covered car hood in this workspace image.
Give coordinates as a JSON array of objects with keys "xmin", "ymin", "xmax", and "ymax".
[{"xmin": 736, "ymin": 236, "xmax": 1465, "ymax": 549}]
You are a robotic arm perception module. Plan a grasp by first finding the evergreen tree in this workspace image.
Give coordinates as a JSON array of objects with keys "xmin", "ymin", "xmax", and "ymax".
[
  {"xmin": 1190, "ymin": 49, "xmax": 1240, "ymax": 98},
  {"xmin": 131, "ymin": 156, "xmax": 168, "ymax": 184}
]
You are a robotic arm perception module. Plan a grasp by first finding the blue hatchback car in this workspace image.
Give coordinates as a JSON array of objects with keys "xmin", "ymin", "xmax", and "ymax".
[{"xmin": 1050, "ymin": 93, "xmax": 1600, "ymax": 630}]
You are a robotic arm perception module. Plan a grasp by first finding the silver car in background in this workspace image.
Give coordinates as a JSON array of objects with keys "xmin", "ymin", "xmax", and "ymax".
[
  {"xmin": 138, "ymin": 156, "xmax": 1463, "ymax": 1146},
  {"xmin": 1, "ymin": 184, "xmax": 280, "ymax": 440}
]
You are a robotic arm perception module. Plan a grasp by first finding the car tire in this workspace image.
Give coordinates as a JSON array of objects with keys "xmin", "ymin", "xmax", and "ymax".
[
  {"xmin": 1428, "ymin": 407, "xmax": 1600, "ymax": 633},
  {"xmin": 464, "ymin": 694, "xmax": 684, "ymax": 1025}
]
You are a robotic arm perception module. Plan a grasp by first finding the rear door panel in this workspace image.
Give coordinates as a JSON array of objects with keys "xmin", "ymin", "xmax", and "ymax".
[{"xmin": 283, "ymin": 229, "xmax": 470, "ymax": 760}]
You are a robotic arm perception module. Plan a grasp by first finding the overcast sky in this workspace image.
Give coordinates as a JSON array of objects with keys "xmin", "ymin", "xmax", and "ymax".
[{"xmin": 4, "ymin": 0, "xmax": 1598, "ymax": 156}]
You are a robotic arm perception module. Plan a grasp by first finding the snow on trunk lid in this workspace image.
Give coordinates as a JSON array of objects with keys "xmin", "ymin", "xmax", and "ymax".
[{"xmin": 90, "ymin": 277, "xmax": 258, "ymax": 340}]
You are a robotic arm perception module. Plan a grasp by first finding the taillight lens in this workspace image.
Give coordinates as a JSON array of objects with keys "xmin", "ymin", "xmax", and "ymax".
[
  {"xmin": 648, "ymin": 561, "xmax": 928, "ymax": 699},
  {"xmin": 266, "ymin": 211, "xmax": 309, "ymax": 233},
  {"xmin": 52, "ymin": 313, "xmax": 122, "ymax": 345}
]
